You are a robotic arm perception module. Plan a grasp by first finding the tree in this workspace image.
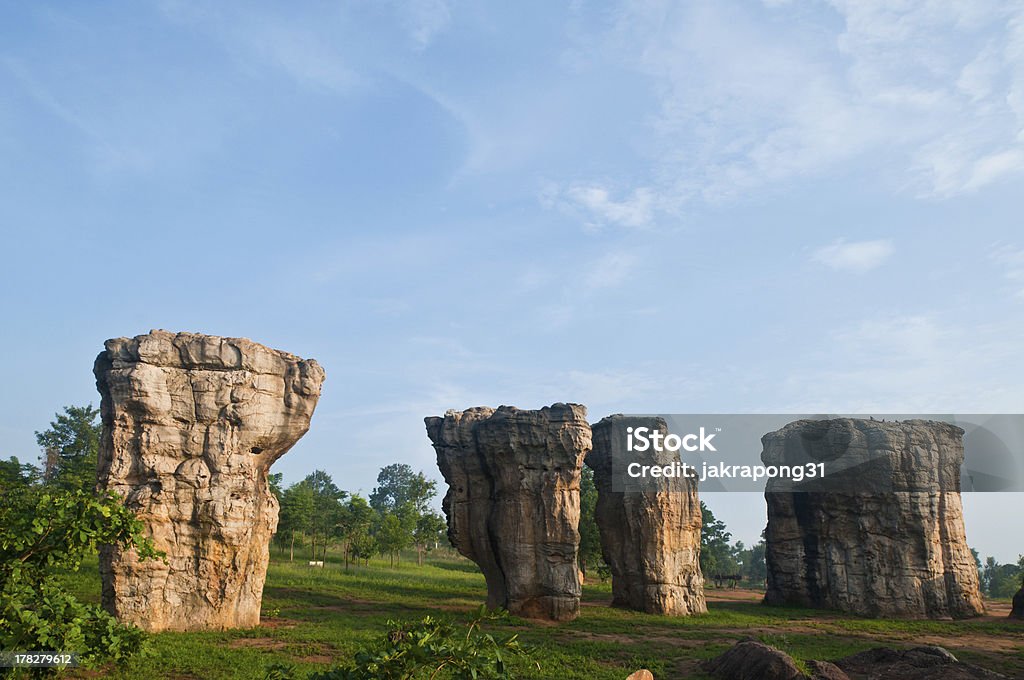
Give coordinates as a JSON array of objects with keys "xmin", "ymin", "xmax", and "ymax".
[
  {"xmin": 268, "ymin": 472, "xmax": 284, "ymax": 501},
  {"xmin": 0, "ymin": 486, "xmax": 162, "ymax": 667},
  {"xmin": 336, "ymin": 494, "xmax": 375, "ymax": 571},
  {"xmin": 304, "ymin": 470, "xmax": 347, "ymax": 563},
  {"xmin": 279, "ymin": 483, "xmax": 315, "ymax": 562},
  {"xmin": 369, "ymin": 464, "xmax": 437, "ymax": 515},
  {"xmin": 413, "ymin": 511, "xmax": 447, "ymax": 566},
  {"xmin": 35, "ymin": 404, "xmax": 101, "ymax": 493},
  {"xmin": 577, "ymin": 465, "xmax": 602, "ymax": 577},
  {"xmin": 375, "ymin": 510, "xmax": 414, "ymax": 567},
  {"xmin": 700, "ymin": 501, "xmax": 737, "ymax": 578},
  {"xmin": 0, "ymin": 455, "xmax": 40, "ymax": 492}
]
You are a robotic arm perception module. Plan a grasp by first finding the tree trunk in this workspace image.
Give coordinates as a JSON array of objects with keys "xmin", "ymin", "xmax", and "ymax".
[{"xmin": 289, "ymin": 532, "xmax": 295, "ymax": 562}]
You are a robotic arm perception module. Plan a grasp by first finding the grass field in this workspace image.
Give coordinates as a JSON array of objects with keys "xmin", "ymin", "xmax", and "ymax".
[{"xmin": 58, "ymin": 552, "xmax": 1024, "ymax": 679}]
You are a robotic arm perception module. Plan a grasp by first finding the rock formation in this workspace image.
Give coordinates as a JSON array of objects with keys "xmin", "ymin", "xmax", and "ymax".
[
  {"xmin": 94, "ymin": 330, "xmax": 325, "ymax": 631},
  {"xmin": 1012, "ymin": 584, "xmax": 1024, "ymax": 620},
  {"xmin": 425, "ymin": 403, "xmax": 590, "ymax": 621},
  {"xmin": 587, "ymin": 415, "xmax": 706, "ymax": 615},
  {"xmin": 705, "ymin": 641, "xmax": 1006, "ymax": 680},
  {"xmin": 762, "ymin": 418, "xmax": 984, "ymax": 619}
]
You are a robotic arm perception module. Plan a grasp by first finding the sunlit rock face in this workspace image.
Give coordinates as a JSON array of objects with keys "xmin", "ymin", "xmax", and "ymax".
[
  {"xmin": 762, "ymin": 418, "xmax": 985, "ymax": 619},
  {"xmin": 94, "ymin": 330, "xmax": 324, "ymax": 632},
  {"xmin": 587, "ymin": 415, "xmax": 706, "ymax": 616},
  {"xmin": 426, "ymin": 403, "xmax": 591, "ymax": 621}
]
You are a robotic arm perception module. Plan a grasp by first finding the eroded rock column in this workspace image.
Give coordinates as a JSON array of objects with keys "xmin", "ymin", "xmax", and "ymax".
[
  {"xmin": 425, "ymin": 403, "xmax": 591, "ymax": 621},
  {"xmin": 762, "ymin": 418, "xmax": 984, "ymax": 619},
  {"xmin": 588, "ymin": 415, "xmax": 706, "ymax": 615},
  {"xmin": 94, "ymin": 330, "xmax": 325, "ymax": 631}
]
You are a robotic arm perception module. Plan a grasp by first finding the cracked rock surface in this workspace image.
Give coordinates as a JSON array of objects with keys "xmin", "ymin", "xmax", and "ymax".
[
  {"xmin": 94, "ymin": 330, "xmax": 324, "ymax": 631},
  {"xmin": 587, "ymin": 415, "xmax": 706, "ymax": 615},
  {"xmin": 425, "ymin": 403, "xmax": 591, "ymax": 621},
  {"xmin": 762, "ymin": 418, "xmax": 984, "ymax": 619}
]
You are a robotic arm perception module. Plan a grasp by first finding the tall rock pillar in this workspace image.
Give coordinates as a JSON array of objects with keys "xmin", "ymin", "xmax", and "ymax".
[
  {"xmin": 762, "ymin": 418, "xmax": 984, "ymax": 619},
  {"xmin": 425, "ymin": 403, "xmax": 591, "ymax": 621},
  {"xmin": 94, "ymin": 330, "xmax": 325, "ymax": 631},
  {"xmin": 588, "ymin": 415, "xmax": 706, "ymax": 615}
]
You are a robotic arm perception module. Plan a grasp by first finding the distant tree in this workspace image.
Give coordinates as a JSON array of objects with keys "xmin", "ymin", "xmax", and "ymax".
[
  {"xmin": 737, "ymin": 540, "xmax": 767, "ymax": 585},
  {"xmin": 304, "ymin": 470, "xmax": 347, "ymax": 563},
  {"xmin": 989, "ymin": 562, "xmax": 1023, "ymax": 598},
  {"xmin": 700, "ymin": 502, "xmax": 737, "ymax": 578},
  {"xmin": 413, "ymin": 511, "xmax": 447, "ymax": 566},
  {"xmin": 336, "ymin": 494, "xmax": 375, "ymax": 571},
  {"xmin": 971, "ymin": 548, "xmax": 983, "ymax": 585},
  {"xmin": 375, "ymin": 509, "xmax": 415, "ymax": 567},
  {"xmin": 577, "ymin": 465, "xmax": 602, "ymax": 577},
  {"xmin": 35, "ymin": 404, "xmax": 101, "ymax": 492},
  {"xmin": 0, "ymin": 455, "xmax": 40, "ymax": 492},
  {"xmin": 279, "ymin": 483, "xmax": 315, "ymax": 561},
  {"xmin": 983, "ymin": 556, "xmax": 999, "ymax": 595},
  {"xmin": 369, "ymin": 464, "xmax": 437, "ymax": 515},
  {"xmin": 268, "ymin": 472, "xmax": 284, "ymax": 501}
]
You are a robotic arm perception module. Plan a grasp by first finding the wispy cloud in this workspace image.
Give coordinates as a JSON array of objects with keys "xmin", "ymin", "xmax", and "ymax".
[
  {"xmin": 581, "ymin": 251, "xmax": 640, "ymax": 290},
  {"xmin": 542, "ymin": 182, "xmax": 655, "ymax": 230},
  {"xmin": 551, "ymin": 0, "xmax": 1024, "ymax": 215},
  {"xmin": 811, "ymin": 238, "xmax": 894, "ymax": 273},
  {"xmin": 158, "ymin": 3, "xmax": 360, "ymax": 93}
]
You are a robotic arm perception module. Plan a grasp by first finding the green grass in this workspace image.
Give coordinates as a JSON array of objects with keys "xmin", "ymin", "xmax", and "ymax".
[{"xmin": 52, "ymin": 551, "xmax": 1024, "ymax": 679}]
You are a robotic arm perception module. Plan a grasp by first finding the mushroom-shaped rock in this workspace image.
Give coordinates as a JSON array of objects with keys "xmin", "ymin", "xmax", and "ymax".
[
  {"xmin": 425, "ymin": 403, "xmax": 591, "ymax": 621},
  {"xmin": 587, "ymin": 415, "xmax": 706, "ymax": 615},
  {"xmin": 762, "ymin": 418, "xmax": 984, "ymax": 619},
  {"xmin": 94, "ymin": 330, "xmax": 324, "ymax": 631}
]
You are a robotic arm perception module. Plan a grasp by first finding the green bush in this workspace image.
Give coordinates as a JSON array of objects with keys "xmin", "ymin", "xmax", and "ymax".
[
  {"xmin": 0, "ymin": 487, "xmax": 163, "ymax": 669},
  {"xmin": 311, "ymin": 607, "xmax": 535, "ymax": 680}
]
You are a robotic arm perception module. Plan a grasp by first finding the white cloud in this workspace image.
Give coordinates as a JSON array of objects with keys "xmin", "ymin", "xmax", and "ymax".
[
  {"xmin": 551, "ymin": 0, "xmax": 1024, "ymax": 215},
  {"xmin": 581, "ymin": 251, "xmax": 639, "ymax": 290},
  {"xmin": 544, "ymin": 183, "xmax": 655, "ymax": 230},
  {"xmin": 811, "ymin": 238, "xmax": 894, "ymax": 273}
]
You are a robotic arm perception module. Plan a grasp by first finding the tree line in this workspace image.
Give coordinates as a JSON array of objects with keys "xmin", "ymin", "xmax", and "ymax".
[
  {"xmin": 575, "ymin": 466, "xmax": 768, "ymax": 586},
  {"xmin": 270, "ymin": 463, "xmax": 447, "ymax": 569}
]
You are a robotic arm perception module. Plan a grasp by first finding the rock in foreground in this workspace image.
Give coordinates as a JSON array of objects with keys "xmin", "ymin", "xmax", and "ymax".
[
  {"xmin": 587, "ymin": 415, "xmax": 706, "ymax": 615},
  {"xmin": 702, "ymin": 639, "xmax": 825, "ymax": 680},
  {"xmin": 705, "ymin": 641, "xmax": 1007, "ymax": 680},
  {"xmin": 762, "ymin": 418, "xmax": 985, "ymax": 619},
  {"xmin": 95, "ymin": 330, "xmax": 324, "ymax": 631},
  {"xmin": 425, "ymin": 403, "xmax": 591, "ymax": 621}
]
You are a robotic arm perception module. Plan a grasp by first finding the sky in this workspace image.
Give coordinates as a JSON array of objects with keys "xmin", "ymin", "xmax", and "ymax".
[{"xmin": 2, "ymin": 1, "xmax": 1023, "ymax": 563}]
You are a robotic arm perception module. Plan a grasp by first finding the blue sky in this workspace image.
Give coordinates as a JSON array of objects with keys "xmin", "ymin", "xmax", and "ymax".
[{"xmin": 2, "ymin": 1, "xmax": 1023, "ymax": 562}]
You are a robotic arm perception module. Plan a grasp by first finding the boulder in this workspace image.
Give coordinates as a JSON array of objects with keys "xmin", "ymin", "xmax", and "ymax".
[
  {"xmin": 835, "ymin": 645, "xmax": 1007, "ymax": 679},
  {"xmin": 425, "ymin": 403, "xmax": 590, "ymax": 621},
  {"xmin": 587, "ymin": 415, "xmax": 706, "ymax": 615},
  {"xmin": 702, "ymin": 639, "xmax": 809, "ymax": 680},
  {"xmin": 1011, "ymin": 584, "xmax": 1024, "ymax": 619},
  {"xmin": 762, "ymin": 418, "xmax": 985, "ymax": 619},
  {"xmin": 94, "ymin": 330, "xmax": 324, "ymax": 631}
]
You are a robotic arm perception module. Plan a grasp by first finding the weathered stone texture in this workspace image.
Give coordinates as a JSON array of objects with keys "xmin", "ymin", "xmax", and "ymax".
[
  {"xmin": 94, "ymin": 330, "xmax": 324, "ymax": 631},
  {"xmin": 425, "ymin": 403, "xmax": 590, "ymax": 621},
  {"xmin": 762, "ymin": 418, "xmax": 984, "ymax": 619},
  {"xmin": 587, "ymin": 415, "xmax": 706, "ymax": 615}
]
